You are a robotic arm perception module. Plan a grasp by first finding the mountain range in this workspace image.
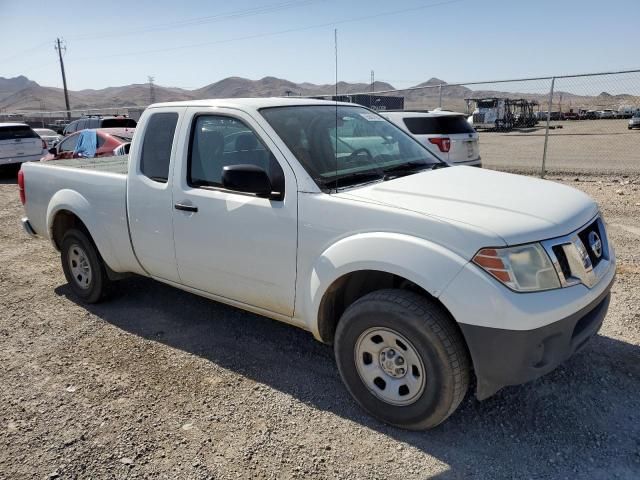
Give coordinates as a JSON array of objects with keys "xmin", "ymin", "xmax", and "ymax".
[{"xmin": 0, "ymin": 75, "xmax": 634, "ymax": 113}]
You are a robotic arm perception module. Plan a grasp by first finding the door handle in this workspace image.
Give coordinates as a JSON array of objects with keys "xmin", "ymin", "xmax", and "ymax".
[{"xmin": 174, "ymin": 203, "xmax": 198, "ymax": 213}]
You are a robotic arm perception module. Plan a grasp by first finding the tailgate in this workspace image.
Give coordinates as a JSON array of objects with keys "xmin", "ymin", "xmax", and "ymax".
[{"xmin": 448, "ymin": 133, "xmax": 479, "ymax": 163}]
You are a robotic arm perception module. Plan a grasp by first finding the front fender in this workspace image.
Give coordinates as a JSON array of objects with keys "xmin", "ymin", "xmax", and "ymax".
[
  {"xmin": 46, "ymin": 189, "xmax": 122, "ymax": 272},
  {"xmin": 305, "ymin": 232, "xmax": 469, "ymax": 339}
]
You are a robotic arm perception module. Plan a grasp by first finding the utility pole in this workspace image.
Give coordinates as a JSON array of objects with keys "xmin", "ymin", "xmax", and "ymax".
[
  {"xmin": 148, "ymin": 76, "xmax": 156, "ymax": 104},
  {"xmin": 55, "ymin": 38, "xmax": 71, "ymax": 120},
  {"xmin": 370, "ymin": 70, "xmax": 374, "ymax": 94}
]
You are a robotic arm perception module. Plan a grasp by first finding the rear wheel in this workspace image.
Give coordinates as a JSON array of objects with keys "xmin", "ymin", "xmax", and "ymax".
[
  {"xmin": 334, "ymin": 289, "xmax": 470, "ymax": 430},
  {"xmin": 61, "ymin": 229, "xmax": 111, "ymax": 303}
]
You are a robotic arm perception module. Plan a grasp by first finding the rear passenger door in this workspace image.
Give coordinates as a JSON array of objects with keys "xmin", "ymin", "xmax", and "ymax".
[
  {"xmin": 127, "ymin": 107, "xmax": 186, "ymax": 283},
  {"xmin": 170, "ymin": 107, "xmax": 298, "ymax": 316}
]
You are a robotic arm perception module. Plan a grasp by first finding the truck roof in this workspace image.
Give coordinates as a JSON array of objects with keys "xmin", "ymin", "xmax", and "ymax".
[{"xmin": 148, "ymin": 97, "xmax": 357, "ymax": 110}]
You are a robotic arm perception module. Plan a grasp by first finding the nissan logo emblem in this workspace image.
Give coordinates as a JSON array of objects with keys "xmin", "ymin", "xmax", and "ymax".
[{"xmin": 588, "ymin": 231, "xmax": 602, "ymax": 259}]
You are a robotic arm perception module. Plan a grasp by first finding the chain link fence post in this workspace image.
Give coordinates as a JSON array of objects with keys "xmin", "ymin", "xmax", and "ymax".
[
  {"xmin": 540, "ymin": 76, "xmax": 556, "ymax": 178},
  {"xmin": 438, "ymin": 84, "xmax": 443, "ymax": 108}
]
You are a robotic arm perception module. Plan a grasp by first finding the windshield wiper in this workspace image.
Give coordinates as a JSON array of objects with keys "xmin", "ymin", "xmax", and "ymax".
[
  {"xmin": 382, "ymin": 161, "xmax": 440, "ymax": 179},
  {"xmin": 320, "ymin": 171, "xmax": 384, "ymax": 190}
]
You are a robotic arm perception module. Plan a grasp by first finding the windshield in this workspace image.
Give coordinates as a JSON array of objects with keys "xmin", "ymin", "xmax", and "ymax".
[
  {"xmin": 35, "ymin": 129, "xmax": 57, "ymax": 136},
  {"xmin": 260, "ymin": 105, "xmax": 441, "ymax": 190}
]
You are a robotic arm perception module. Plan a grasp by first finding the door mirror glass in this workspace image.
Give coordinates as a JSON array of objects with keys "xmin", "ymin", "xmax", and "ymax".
[{"xmin": 222, "ymin": 164, "xmax": 273, "ymax": 197}]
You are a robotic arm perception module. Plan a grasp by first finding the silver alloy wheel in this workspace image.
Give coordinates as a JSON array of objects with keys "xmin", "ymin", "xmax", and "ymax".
[
  {"xmin": 68, "ymin": 243, "xmax": 92, "ymax": 290},
  {"xmin": 354, "ymin": 327, "xmax": 426, "ymax": 406}
]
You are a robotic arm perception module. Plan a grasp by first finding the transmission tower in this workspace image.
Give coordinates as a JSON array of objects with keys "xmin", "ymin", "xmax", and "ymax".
[{"xmin": 148, "ymin": 76, "xmax": 156, "ymax": 104}]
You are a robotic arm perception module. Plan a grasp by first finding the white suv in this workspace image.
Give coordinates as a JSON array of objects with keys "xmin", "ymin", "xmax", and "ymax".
[
  {"xmin": 0, "ymin": 123, "xmax": 46, "ymax": 166},
  {"xmin": 628, "ymin": 112, "xmax": 640, "ymax": 130},
  {"xmin": 381, "ymin": 110, "xmax": 481, "ymax": 166}
]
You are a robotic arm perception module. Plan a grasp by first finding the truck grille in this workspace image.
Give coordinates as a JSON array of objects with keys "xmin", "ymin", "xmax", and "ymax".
[{"xmin": 542, "ymin": 217, "xmax": 612, "ymax": 289}]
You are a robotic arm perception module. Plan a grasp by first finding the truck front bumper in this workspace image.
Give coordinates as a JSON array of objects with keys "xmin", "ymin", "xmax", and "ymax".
[{"xmin": 458, "ymin": 275, "xmax": 614, "ymax": 400}]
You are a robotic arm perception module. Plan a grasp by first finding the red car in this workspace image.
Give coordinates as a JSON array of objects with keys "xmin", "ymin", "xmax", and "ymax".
[{"xmin": 42, "ymin": 128, "xmax": 134, "ymax": 161}]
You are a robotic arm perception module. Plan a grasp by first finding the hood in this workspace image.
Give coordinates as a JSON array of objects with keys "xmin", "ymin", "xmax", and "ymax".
[{"xmin": 337, "ymin": 166, "xmax": 598, "ymax": 246}]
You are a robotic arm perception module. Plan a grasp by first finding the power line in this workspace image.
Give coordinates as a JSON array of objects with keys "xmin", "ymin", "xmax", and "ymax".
[
  {"xmin": 71, "ymin": 0, "xmax": 466, "ymax": 63},
  {"xmin": 0, "ymin": 40, "xmax": 51, "ymax": 63},
  {"xmin": 1, "ymin": 0, "xmax": 319, "ymax": 66},
  {"xmin": 68, "ymin": 0, "xmax": 320, "ymax": 41}
]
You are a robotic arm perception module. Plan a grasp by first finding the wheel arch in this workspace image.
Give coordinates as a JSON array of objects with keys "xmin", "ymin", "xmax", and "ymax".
[
  {"xmin": 46, "ymin": 190, "xmax": 122, "ymax": 271},
  {"xmin": 307, "ymin": 232, "xmax": 469, "ymax": 344}
]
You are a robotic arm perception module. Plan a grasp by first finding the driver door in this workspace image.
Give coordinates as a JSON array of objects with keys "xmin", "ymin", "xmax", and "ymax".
[{"xmin": 171, "ymin": 107, "xmax": 298, "ymax": 316}]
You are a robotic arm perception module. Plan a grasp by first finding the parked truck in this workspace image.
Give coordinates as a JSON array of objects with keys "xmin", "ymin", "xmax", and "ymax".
[{"xmin": 19, "ymin": 98, "xmax": 615, "ymax": 429}]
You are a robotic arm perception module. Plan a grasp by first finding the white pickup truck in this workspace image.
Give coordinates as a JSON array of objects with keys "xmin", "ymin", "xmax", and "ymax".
[{"xmin": 19, "ymin": 98, "xmax": 615, "ymax": 430}]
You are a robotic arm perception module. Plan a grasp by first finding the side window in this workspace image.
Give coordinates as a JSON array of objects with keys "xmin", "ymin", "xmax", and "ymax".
[
  {"xmin": 188, "ymin": 115, "xmax": 282, "ymax": 189},
  {"xmin": 140, "ymin": 112, "xmax": 178, "ymax": 183},
  {"xmin": 58, "ymin": 134, "xmax": 79, "ymax": 152},
  {"xmin": 64, "ymin": 121, "xmax": 77, "ymax": 135}
]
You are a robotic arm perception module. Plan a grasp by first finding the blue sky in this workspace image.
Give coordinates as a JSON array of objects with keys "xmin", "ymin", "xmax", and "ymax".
[{"xmin": 1, "ymin": 0, "xmax": 638, "ymax": 91}]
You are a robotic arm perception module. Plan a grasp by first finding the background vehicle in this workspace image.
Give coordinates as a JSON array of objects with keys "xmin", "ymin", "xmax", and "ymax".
[
  {"xmin": 628, "ymin": 112, "xmax": 640, "ymax": 130},
  {"xmin": 43, "ymin": 128, "xmax": 134, "ymax": 161},
  {"xmin": 617, "ymin": 106, "xmax": 637, "ymax": 119},
  {"xmin": 19, "ymin": 98, "xmax": 615, "ymax": 430},
  {"xmin": 467, "ymin": 97, "xmax": 513, "ymax": 130},
  {"xmin": 466, "ymin": 98, "xmax": 538, "ymax": 130},
  {"xmin": 34, "ymin": 128, "xmax": 62, "ymax": 148},
  {"xmin": 381, "ymin": 110, "xmax": 481, "ymax": 166},
  {"xmin": 0, "ymin": 123, "xmax": 46, "ymax": 166},
  {"xmin": 597, "ymin": 109, "xmax": 616, "ymax": 119},
  {"xmin": 63, "ymin": 115, "xmax": 136, "ymax": 136}
]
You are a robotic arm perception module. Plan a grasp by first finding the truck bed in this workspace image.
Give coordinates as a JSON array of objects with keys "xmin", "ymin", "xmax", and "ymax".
[
  {"xmin": 21, "ymin": 155, "xmax": 144, "ymax": 275},
  {"xmin": 43, "ymin": 155, "xmax": 129, "ymax": 174}
]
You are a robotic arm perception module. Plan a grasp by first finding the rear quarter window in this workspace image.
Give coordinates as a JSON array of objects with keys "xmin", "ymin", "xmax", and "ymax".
[
  {"xmin": 404, "ymin": 116, "xmax": 475, "ymax": 135},
  {"xmin": 0, "ymin": 125, "xmax": 38, "ymax": 141},
  {"xmin": 140, "ymin": 112, "xmax": 178, "ymax": 183}
]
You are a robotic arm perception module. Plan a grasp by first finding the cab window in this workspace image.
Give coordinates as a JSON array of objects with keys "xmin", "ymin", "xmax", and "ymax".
[{"xmin": 188, "ymin": 115, "xmax": 283, "ymax": 189}]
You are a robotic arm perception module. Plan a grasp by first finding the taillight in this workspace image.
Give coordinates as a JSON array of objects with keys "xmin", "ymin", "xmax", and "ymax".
[
  {"xmin": 428, "ymin": 137, "xmax": 451, "ymax": 153},
  {"xmin": 41, "ymin": 139, "xmax": 47, "ymax": 149},
  {"xmin": 18, "ymin": 169, "xmax": 25, "ymax": 205}
]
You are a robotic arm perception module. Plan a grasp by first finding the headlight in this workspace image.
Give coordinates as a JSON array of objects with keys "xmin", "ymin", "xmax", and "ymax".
[{"xmin": 473, "ymin": 243, "xmax": 560, "ymax": 292}]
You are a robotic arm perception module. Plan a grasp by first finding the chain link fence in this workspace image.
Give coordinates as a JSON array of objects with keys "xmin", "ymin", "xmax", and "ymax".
[
  {"xmin": 3, "ymin": 69, "xmax": 639, "ymax": 176},
  {"xmin": 311, "ymin": 69, "xmax": 640, "ymax": 176}
]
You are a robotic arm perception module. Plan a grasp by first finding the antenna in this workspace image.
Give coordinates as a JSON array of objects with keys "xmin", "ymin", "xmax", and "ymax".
[{"xmin": 334, "ymin": 28, "xmax": 338, "ymax": 189}]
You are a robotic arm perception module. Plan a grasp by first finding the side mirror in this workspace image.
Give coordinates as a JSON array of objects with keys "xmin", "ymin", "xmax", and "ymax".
[
  {"xmin": 222, "ymin": 164, "xmax": 275, "ymax": 198},
  {"xmin": 48, "ymin": 147, "xmax": 57, "ymax": 155}
]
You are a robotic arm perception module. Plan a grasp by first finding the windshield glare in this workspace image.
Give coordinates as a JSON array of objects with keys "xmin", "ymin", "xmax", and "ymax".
[{"xmin": 260, "ymin": 105, "xmax": 440, "ymax": 189}]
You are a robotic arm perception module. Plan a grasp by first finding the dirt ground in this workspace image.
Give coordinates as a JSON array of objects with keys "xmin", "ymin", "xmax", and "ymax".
[
  {"xmin": 481, "ymin": 119, "xmax": 640, "ymax": 174},
  {"xmin": 0, "ymin": 166, "xmax": 638, "ymax": 479}
]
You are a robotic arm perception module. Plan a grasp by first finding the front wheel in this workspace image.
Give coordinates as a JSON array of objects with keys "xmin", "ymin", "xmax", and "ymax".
[
  {"xmin": 334, "ymin": 289, "xmax": 470, "ymax": 430},
  {"xmin": 61, "ymin": 229, "xmax": 111, "ymax": 304}
]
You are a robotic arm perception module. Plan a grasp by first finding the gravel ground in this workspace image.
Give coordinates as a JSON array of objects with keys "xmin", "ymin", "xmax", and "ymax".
[
  {"xmin": 480, "ymin": 119, "xmax": 640, "ymax": 174},
  {"xmin": 0, "ymin": 166, "xmax": 638, "ymax": 479}
]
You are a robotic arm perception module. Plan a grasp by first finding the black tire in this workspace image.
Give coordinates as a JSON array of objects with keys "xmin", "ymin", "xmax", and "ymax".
[
  {"xmin": 334, "ymin": 289, "xmax": 470, "ymax": 430},
  {"xmin": 60, "ymin": 228, "xmax": 111, "ymax": 304}
]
